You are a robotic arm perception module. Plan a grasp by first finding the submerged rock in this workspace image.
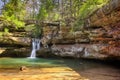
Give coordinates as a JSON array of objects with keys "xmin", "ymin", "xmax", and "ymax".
[{"xmin": 20, "ymin": 66, "xmax": 28, "ymax": 71}]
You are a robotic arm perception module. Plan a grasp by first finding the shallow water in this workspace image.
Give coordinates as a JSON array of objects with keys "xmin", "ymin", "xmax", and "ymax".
[
  {"xmin": 0, "ymin": 58, "xmax": 66, "ymax": 68},
  {"xmin": 0, "ymin": 58, "xmax": 120, "ymax": 80}
]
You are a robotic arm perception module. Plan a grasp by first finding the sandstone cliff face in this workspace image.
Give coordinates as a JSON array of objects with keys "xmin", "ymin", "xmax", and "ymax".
[
  {"xmin": 0, "ymin": 26, "xmax": 31, "ymax": 57},
  {"xmin": 85, "ymin": 0, "xmax": 120, "ymax": 59},
  {"xmin": 41, "ymin": 26, "xmax": 108, "ymax": 59},
  {"xmin": 43, "ymin": 25, "xmax": 119, "ymax": 59},
  {"xmin": 0, "ymin": 0, "xmax": 120, "ymax": 59},
  {"xmin": 41, "ymin": 0, "xmax": 120, "ymax": 59}
]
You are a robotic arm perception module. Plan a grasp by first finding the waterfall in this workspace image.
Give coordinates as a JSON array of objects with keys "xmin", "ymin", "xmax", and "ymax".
[{"xmin": 29, "ymin": 38, "xmax": 40, "ymax": 58}]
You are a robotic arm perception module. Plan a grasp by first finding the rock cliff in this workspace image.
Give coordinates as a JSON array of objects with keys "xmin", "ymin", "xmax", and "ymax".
[{"xmin": 0, "ymin": 0, "xmax": 120, "ymax": 60}]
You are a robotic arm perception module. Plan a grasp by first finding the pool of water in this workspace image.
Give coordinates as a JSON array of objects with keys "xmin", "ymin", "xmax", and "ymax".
[
  {"xmin": 0, "ymin": 58, "xmax": 67, "ymax": 68},
  {"xmin": 0, "ymin": 57, "xmax": 120, "ymax": 80}
]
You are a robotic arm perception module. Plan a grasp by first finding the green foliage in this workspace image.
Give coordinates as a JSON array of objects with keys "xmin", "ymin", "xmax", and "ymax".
[
  {"xmin": 0, "ymin": 28, "xmax": 9, "ymax": 37},
  {"xmin": 37, "ymin": 0, "xmax": 55, "ymax": 21},
  {"xmin": 79, "ymin": 0, "xmax": 108, "ymax": 19},
  {"xmin": 0, "ymin": 32, "xmax": 3, "ymax": 37},
  {"xmin": 73, "ymin": 0, "xmax": 108, "ymax": 29},
  {"xmin": 32, "ymin": 25, "xmax": 42, "ymax": 38},
  {"xmin": 4, "ymin": 28, "xmax": 9, "ymax": 33},
  {"xmin": 34, "ymin": 0, "xmax": 57, "ymax": 37},
  {"xmin": 2, "ymin": 0, "xmax": 26, "ymax": 28},
  {"xmin": 25, "ymin": 24, "xmax": 42, "ymax": 38},
  {"xmin": 0, "ymin": 16, "xmax": 11, "ymax": 26},
  {"xmin": 74, "ymin": 20, "xmax": 84, "ymax": 29},
  {"xmin": 24, "ymin": 24, "xmax": 35, "ymax": 32},
  {"xmin": 3, "ymin": 28, "xmax": 9, "ymax": 35},
  {"xmin": 37, "ymin": 5, "xmax": 48, "ymax": 20},
  {"xmin": 53, "ymin": 13, "xmax": 60, "ymax": 21},
  {"xmin": 1, "ymin": 0, "xmax": 109, "ymax": 38}
]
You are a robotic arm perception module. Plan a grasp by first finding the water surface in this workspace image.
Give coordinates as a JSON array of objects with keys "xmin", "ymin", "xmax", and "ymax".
[{"xmin": 0, "ymin": 58, "xmax": 120, "ymax": 80}]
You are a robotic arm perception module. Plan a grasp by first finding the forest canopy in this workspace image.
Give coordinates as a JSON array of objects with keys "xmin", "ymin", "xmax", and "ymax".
[{"xmin": 0, "ymin": 0, "xmax": 108, "ymax": 29}]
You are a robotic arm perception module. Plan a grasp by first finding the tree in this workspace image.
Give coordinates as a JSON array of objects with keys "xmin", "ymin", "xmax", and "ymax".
[
  {"xmin": 37, "ymin": 0, "xmax": 55, "ymax": 21},
  {"xmin": 2, "ymin": 0, "xmax": 26, "ymax": 28},
  {"xmin": 73, "ymin": 0, "xmax": 109, "ymax": 30},
  {"xmin": 1, "ymin": 0, "xmax": 7, "ymax": 5}
]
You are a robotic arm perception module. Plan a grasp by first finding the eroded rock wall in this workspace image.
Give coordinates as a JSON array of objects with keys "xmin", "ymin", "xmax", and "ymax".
[
  {"xmin": 41, "ymin": 0, "xmax": 120, "ymax": 59},
  {"xmin": 0, "ymin": 26, "xmax": 31, "ymax": 57},
  {"xmin": 84, "ymin": 0, "xmax": 120, "ymax": 59}
]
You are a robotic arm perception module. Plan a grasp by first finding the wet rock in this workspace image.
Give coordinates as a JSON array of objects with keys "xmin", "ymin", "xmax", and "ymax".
[{"xmin": 36, "ymin": 48, "xmax": 54, "ymax": 57}]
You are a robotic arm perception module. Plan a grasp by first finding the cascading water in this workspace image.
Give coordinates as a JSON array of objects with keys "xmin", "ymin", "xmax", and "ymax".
[{"xmin": 29, "ymin": 38, "xmax": 40, "ymax": 58}]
